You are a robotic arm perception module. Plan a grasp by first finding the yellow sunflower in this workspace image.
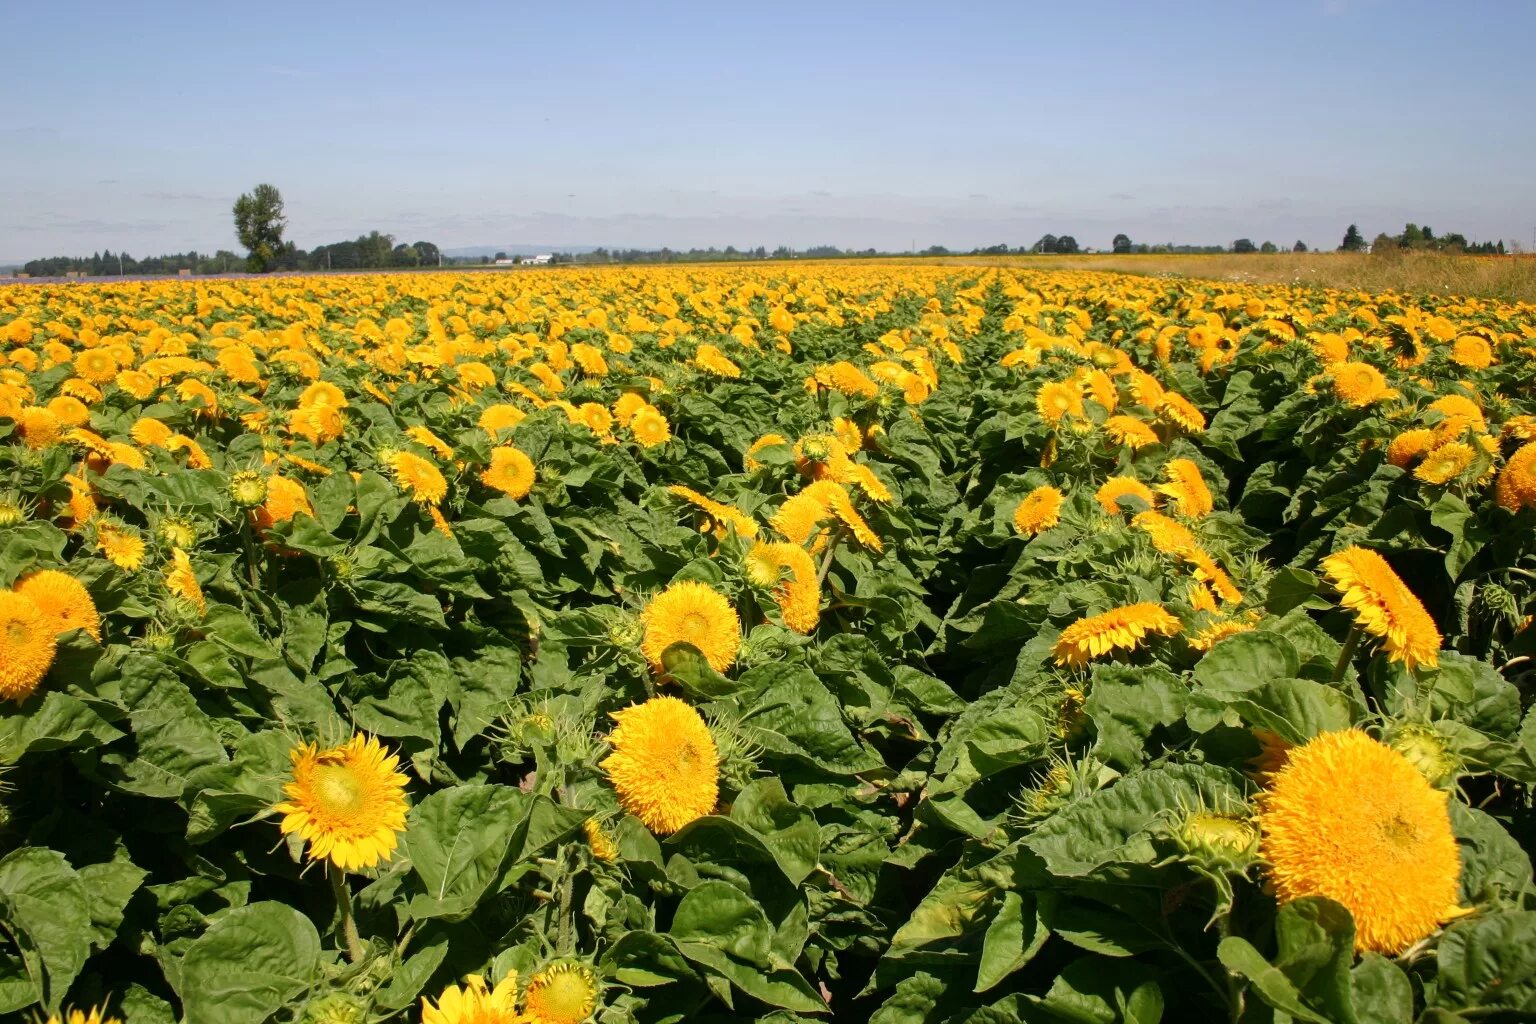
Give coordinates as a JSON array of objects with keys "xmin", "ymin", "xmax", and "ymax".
[
  {"xmin": 669, "ymin": 486, "xmax": 757, "ymax": 540},
  {"xmin": 481, "ymin": 446, "xmax": 537, "ymax": 500},
  {"xmin": 640, "ymin": 581, "xmax": 741, "ymax": 672},
  {"xmin": 630, "ymin": 405, "xmax": 672, "ymax": 448},
  {"xmin": 1103, "ymin": 415, "xmax": 1160, "ymax": 450},
  {"xmin": 14, "ymin": 569, "xmax": 101, "ymax": 642},
  {"xmin": 582, "ymin": 818, "xmax": 618, "ymax": 863},
  {"xmin": 420, "ymin": 972, "xmax": 529, "ymax": 1024},
  {"xmin": 17, "ymin": 406, "xmax": 61, "ymax": 449},
  {"xmin": 1158, "ymin": 459, "xmax": 1215, "ymax": 518},
  {"xmin": 1012, "ymin": 485, "xmax": 1063, "ymax": 536},
  {"xmin": 96, "ymin": 522, "xmax": 146, "ymax": 571},
  {"xmin": 0, "ymin": 591, "xmax": 56, "ymax": 702},
  {"xmin": 164, "ymin": 547, "xmax": 205, "ymax": 614},
  {"xmin": 1035, "ymin": 381, "xmax": 1083, "ymax": 425},
  {"xmin": 385, "ymin": 450, "xmax": 448, "ymax": 505},
  {"xmin": 274, "ymin": 733, "xmax": 410, "ymax": 872},
  {"xmin": 1258, "ymin": 730, "xmax": 1463, "ymax": 954},
  {"xmin": 524, "ymin": 962, "xmax": 601, "ymax": 1024},
  {"xmin": 744, "ymin": 541, "xmax": 820, "ymax": 634},
  {"xmin": 1330, "ymin": 362, "xmax": 1390, "ymax": 407},
  {"xmin": 1156, "ymin": 391, "xmax": 1206, "ymax": 432},
  {"xmin": 1320, "ymin": 546, "xmax": 1441, "ymax": 671},
  {"xmin": 1386, "ymin": 428, "xmax": 1437, "ymax": 468},
  {"xmin": 1095, "ymin": 476, "xmax": 1157, "ymax": 515},
  {"xmin": 1494, "ymin": 441, "xmax": 1536, "ymax": 512},
  {"xmin": 45, "ymin": 1007, "xmax": 123, "ymax": 1024},
  {"xmin": 600, "ymin": 695, "xmax": 719, "ymax": 834},
  {"xmin": 1053, "ymin": 602, "xmax": 1182, "ymax": 668},
  {"xmin": 252, "ymin": 475, "xmax": 313, "ymax": 532},
  {"xmin": 1413, "ymin": 441, "xmax": 1474, "ymax": 485}
]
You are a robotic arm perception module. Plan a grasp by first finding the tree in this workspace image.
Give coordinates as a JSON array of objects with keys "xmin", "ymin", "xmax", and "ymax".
[
  {"xmin": 1340, "ymin": 224, "xmax": 1366, "ymax": 252},
  {"xmin": 414, "ymin": 241, "xmax": 441, "ymax": 266},
  {"xmin": 232, "ymin": 184, "xmax": 287, "ymax": 272},
  {"xmin": 1111, "ymin": 233, "xmax": 1132, "ymax": 254},
  {"xmin": 1260, "ymin": 241, "xmax": 1279, "ymax": 253},
  {"xmin": 1293, "ymin": 240, "xmax": 1308, "ymax": 252},
  {"xmin": 1371, "ymin": 233, "xmax": 1396, "ymax": 254},
  {"xmin": 1232, "ymin": 238, "xmax": 1257, "ymax": 253},
  {"xmin": 1056, "ymin": 235, "xmax": 1079, "ymax": 254}
]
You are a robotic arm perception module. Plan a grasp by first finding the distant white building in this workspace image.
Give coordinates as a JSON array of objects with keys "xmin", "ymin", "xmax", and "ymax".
[
  {"xmin": 494, "ymin": 258, "xmax": 517, "ymax": 266},
  {"xmin": 525, "ymin": 253, "xmax": 553, "ymax": 265}
]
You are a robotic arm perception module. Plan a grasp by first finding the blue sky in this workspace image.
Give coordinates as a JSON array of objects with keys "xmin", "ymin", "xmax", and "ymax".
[{"xmin": 4, "ymin": 0, "xmax": 1533, "ymax": 258}]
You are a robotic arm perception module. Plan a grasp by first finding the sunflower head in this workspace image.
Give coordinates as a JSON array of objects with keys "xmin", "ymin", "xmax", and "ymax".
[
  {"xmin": 1012, "ymin": 485, "xmax": 1064, "ymax": 536},
  {"xmin": 1320, "ymin": 546, "xmax": 1441, "ymax": 671},
  {"xmin": 14, "ymin": 569, "xmax": 101, "ymax": 643},
  {"xmin": 300, "ymin": 992, "xmax": 368, "ymax": 1024},
  {"xmin": 274, "ymin": 733, "xmax": 411, "ymax": 872},
  {"xmin": 1385, "ymin": 722, "xmax": 1461, "ymax": 786},
  {"xmin": 1259, "ymin": 729, "xmax": 1463, "ymax": 954},
  {"xmin": 525, "ymin": 962, "xmax": 600, "ymax": 1024},
  {"xmin": 481, "ymin": 446, "xmax": 537, "ymax": 500},
  {"xmin": 639, "ymin": 580, "xmax": 741, "ymax": 673},
  {"xmin": 582, "ymin": 818, "xmax": 619, "ymax": 863},
  {"xmin": 385, "ymin": 450, "xmax": 448, "ymax": 505},
  {"xmin": 156, "ymin": 513, "xmax": 200, "ymax": 549},
  {"xmin": 1171, "ymin": 810, "xmax": 1259, "ymax": 872},
  {"xmin": 0, "ymin": 590, "xmax": 56, "ymax": 702},
  {"xmin": 229, "ymin": 469, "xmax": 268, "ymax": 507},
  {"xmin": 420, "ymin": 972, "xmax": 526, "ymax": 1024},
  {"xmin": 0, "ymin": 495, "xmax": 27, "ymax": 527},
  {"xmin": 44, "ymin": 1007, "xmax": 123, "ymax": 1024},
  {"xmin": 601, "ymin": 695, "xmax": 719, "ymax": 834}
]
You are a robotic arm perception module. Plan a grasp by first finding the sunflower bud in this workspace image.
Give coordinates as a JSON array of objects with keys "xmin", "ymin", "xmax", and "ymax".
[
  {"xmin": 582, "ymin": 818, "xmax": 619, "ymax": 863},
  {"xmin": 0, "ymin": 498, "xmax": 26, "ymax": 527},
  {"xmin": 156, "ymin": 515, "xmax": 198, "ymax": 549},
  {"xmin": 329, "ymin": 555, "xmax": 355, "ymax": 580},
  {"xmin": 1387, "ymin": 723, "xmax": 1460, "ymax": 786},
  {"xmin": 230, "ymin": 470, "xmax": 268, "ymax": 508},
  {"xmin": 1172, "ymin": 810, "xmax": 1260, "ymax": 872},
  {"xmin": 301, "ymin": 993, "xmax": 368, "ymax": 1024}
]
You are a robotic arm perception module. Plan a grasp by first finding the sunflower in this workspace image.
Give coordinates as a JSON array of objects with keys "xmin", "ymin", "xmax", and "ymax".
[
  {"xmin": 1156, "ymin": 391, "xmax": 1206, "ymax": 432},
  {"xmin": 524, "ymin": 962, "xmax": 600, "ymax": 1024},
  {"xmin": 14, "ymin": 570, "xmax": 101, "ymax": 642},
  {"xmin": 744, "ymin": 541, "xmax": 820, "ymax": 634},
  {"xmin": 97, "ymin": 522, "xmax": 146, "ymax": 571},
  {"xmin": 164, "ymin": 547, "xmax": 206, "ymax": 615},
  {"xmin": 385, "ymin": 450, "xmax": 448, "ymax": 505},
  {"xmin": 481, "ymin": 446, "xmax": 537, "ymax": 500},
  {"xmin": 1330, "ymin": 362, "xmax": 1390, "ymax": 407},
  {"xmin": 1158, "ymin": 459, "xmax": 1215, "ymax": 518},
  {"xmin": 407, "ymin": 425, "xmax": 455, "ymax": 460},
  {"xmin": 1012, "ymin": 485, "xmax": 1063, "ymax": 536},
  {"xmin": 1494, "ymin": 441, "xmax": 1536, "ymax": 512},
  {"xmin": 771, "ymin": 480, "xmax": 881, "ymax": 551},
  {"xmin": 1258, "ymin": 730, "xmax": 1463, "ymax": 954},
  {"xmin": 1188, "ymin": 615, "xmax": 1259, "ymax": 651},
  {"xmin": 1036, "ymin": 381, "xmax": 1083, "ymax": 424},
  {"xmin": 1449, "ymin": 335, "xmax": 1493, "ymax": 369},
  {"xmin": 1103, "ymin": 415, "xmax": 1160, "ymax": 450},
  {"xmin": 0, "ymin": 591, "xmax": 56, "ymax": 701},
  {"xmin": 630, "ymin": 405, "xmax": 672, "ymax": 448},
  {"xmin": 815, "ymin": 361, "xmax": 879, "ymax": 399},
  {"xmin": 1095, "ymin": 476, "xmax": 1157, "ymax": 515},
  {"xmin": 582, "ymin": 818, "xmax": 618, "ymax": 862},
  {"xmin": 130, "ymin": 417, "xmax": 174, "ymax": 447},
  {"xmin": 420, "ymin": 972, "xmax": 528, "ymax": 1024},
  {"xmin": 611, "ymin": 392, "xmax": 648, "ymax": 427},
  {"xmin": 600, "ymin": 695, "xmax": 719, "ymax": 834},
  {"xmin": 252, "ymin": 476, "xmax": 312, "ymax": 531},
  {"xmin": 1386, "ymin": 428, "xmax": 1437, "ymax": 468},
  {"xmin": 299, "ymin": 380, "xmax": 348, "ymax": 409},
  {"xmin": 45, "ymin": 1008, "xmax": 123, "ymax": 1024},
  {"xmin": 17, "ymin": 405, "xmax": 61, "ymax": 449},
  {"xmin": 1320, "ymin": 546, "xmax": 1441, "ymax": 671},
  {"xmin": 640, "ymin": 581, "xmax": 740, "ymax": 672},
  {"xmin": 274, "ymin": 733, "xmax": 410, "ymax": 872},
  {"xmin": 1053, "ymin": 602, "xmax": 1182, "ymax": 668},
  {"xmin": 479, "ymin": 403, "xmax": 528, "ymax": 437},
  {"xmin": 668, "ymin": 485, "xmax": 757, "ymax": 540},
  {"xmin": 1413, "ymin": 441, "xmax": 1474, "ymax": 485},
  {"xmin": 74, "ymin": 348, "xmax": 119, "ymax": 384}
]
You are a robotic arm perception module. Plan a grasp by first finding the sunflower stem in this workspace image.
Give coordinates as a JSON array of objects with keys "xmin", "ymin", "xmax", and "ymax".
[
  {"xmin": 330, "ymin": 864, "xmax": 365, "ymax": 963},
  {"xmin": 1332, "ymin": 624, "xmax": 1362, "ymax": 683},
  {"xmin": 816, "ymin": 528, "xmax": 844, "ymax": 586},
  {"xmin": 556, "ymin": 845, "xmax": 576, "ymax": 956},
  {"xmin": 239, "ymin": 515, "xmax": 261, "ymax": 591}
]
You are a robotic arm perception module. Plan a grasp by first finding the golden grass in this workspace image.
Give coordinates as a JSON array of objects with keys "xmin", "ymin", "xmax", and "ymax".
[{"xmin": 925, "ymin": 251, "xmax": 1536, "ymax": 305}]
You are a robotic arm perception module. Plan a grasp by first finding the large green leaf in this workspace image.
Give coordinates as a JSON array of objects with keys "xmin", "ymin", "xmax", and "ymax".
[
  {"xmin": 174, "ymin": 902, "xmax": 323, "ymax": 1024},
  {"xmin": 0, "ymin": 848, "xmax": 92, "ymax": 1013}
]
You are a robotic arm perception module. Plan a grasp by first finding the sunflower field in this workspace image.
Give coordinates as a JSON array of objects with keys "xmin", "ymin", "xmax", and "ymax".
[{"xmin": 1, "ymin": 263, "xmax": 1535, "ymax": 1024}]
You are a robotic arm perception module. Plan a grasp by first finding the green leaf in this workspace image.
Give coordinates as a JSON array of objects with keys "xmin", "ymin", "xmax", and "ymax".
[
  {"xmin": 121, "ymin": 983, "xmax": 177, "ymax": 1024},
  {"xmin": 1025, "ymin": 763, "xmax": 1248, "ymax": 878},
  {"xmin": 1084, "ymin": 664, "xmax": 1186, "ymax": 770},
  {"xmin": 740, "ymin": 665, "xmax": 881, "ymax": 774},
  {"xmin": 1036, "ymin": 956, "xmax": 1165, "ymax": 1024},
  {"xmin": 0, "ymin": 690, "xmax": 122, "ymax": 762},
  {"xmin": 1266, "ymin": 567, "xmax": 1329, "ymax": 614},
  {"xmin": 174, "ymin": 902, "xmax": 323, "ymax": 1024},
  {"xmin": 1350, "ymin": 954, "xmax": 1413, "ymax": 1024},
  {"xmin": 600, "ymin": 930, "xmax": 698, "ymax": 988},
  {"xmin": 1193, "ymin": 631, "xmax": 1301, "ymax": 695},
  {"xmin": 670, "ymin": 880, "xmax": 773, "ymax": 966},
  {"xmin": 976, "ymin": 891, "xmax": 1045, "ymax": 993},
  {"xmin": 1451, "ymin": 802, "xmax": 1533, "ymax": 904},
  {"xmin": 1273, "ymin": 897, "xmax": 1355, "ymax": 1023},
  {"xmin": 1227, "ymin": 678, "xmax": 1355, "ymax": 743},
  {"xmin": 1432, "ymin": 910, "xmax": 1536, "ymax": 1014},
  {"xmin": 0, "ymin": 848, "xmax": 92, "ymax": 1013},
  {"xmin": 79, "ymin": 853, "xmax": 148, "ymax": 949},
  {"xmin": 403, "ymin": 784, "xmax": 530, "ymax": 920},
  {"xmin": 1216, "ymin": 936, "xmax": 1330, "ymax": 1024},
  {"xmin": 728, "ymin": 780, "xmax": 821, "ymax": 887},
  {"xmin": 676, "ymin": 941, "xmax": 826, "ymax": 1013}
]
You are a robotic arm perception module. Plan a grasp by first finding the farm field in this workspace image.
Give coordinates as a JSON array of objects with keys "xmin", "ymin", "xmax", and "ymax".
[{"xmin": 0, "ymin": 262, "xmax": 1534, "ymax": 1023}]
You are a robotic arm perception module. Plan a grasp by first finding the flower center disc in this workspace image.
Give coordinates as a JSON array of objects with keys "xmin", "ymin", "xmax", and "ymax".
[{"xmin": 314, "ymin": 764, "xmax": 366, "ymax": 815}]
